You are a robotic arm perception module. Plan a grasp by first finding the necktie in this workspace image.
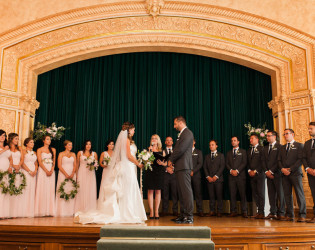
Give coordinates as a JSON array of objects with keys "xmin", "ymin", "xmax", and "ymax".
[
  {"xmin": 233, "ymin": 149, "xmax": 237, "ymax": 158},
  {"xmin": 312, "ymin": 139, "xmax": 315, "ymax": 149},
  {"xmin": 286, "ymin": 143, "xmax": 291, "ymax": 155},
  {"xmin": 268, "ymin": 144, "xmax": 272, "ymax": 155},
  {"xmin": 251, "ymin": 147, "xmax": 255, "ymax": 156},
  {"xmin": 168, "ymin": 149, "xmax": 171, "ymax": 154},
  {"xmin": 211, "ymin": 153, "xmax": 214, "ymax": 160}
]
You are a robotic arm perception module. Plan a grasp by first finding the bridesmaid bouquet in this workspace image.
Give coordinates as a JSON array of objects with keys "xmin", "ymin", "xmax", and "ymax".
[
  {"xmin": 8, "ymin": 171, "xmax": 27, "ymax": 196},
  {"xmin": 0, "ymin": 171, "xmax": 26, "ymax": 196},
  {"xmin": 102, "ymin": 156, "xmax": 111, "ymax": 166},
  {"xmin": 42, "ymin": 158, "xmax": 53, "ymax": 165},
  {"xmin": 0, "ymin": 171, "xmax": 10, "ymax": 194},
  {"xmin": 58, "ymin": 179, "xmax": 79, "ymax": 201},
  {"xmin": 137, "ymin": 149, "xmax": 155, "ymax": 171},
  {"xmin": 85, "ymin": 156, "xmax": 99, "ymax": 171},
  {"xmin": 32, "ymin": 122, "xmax": 66, "ymax": 141}
]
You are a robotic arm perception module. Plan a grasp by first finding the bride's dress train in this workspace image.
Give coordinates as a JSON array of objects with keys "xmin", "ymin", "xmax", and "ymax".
[{"xmin": 74, "ymin": 130, "xmax": 147, "ymax": 224}]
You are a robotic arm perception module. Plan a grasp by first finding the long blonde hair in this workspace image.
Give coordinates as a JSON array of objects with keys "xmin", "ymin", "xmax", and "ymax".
[{"xmin": 150, "ymin": 134, "xmax": 162, "ymax": 151}]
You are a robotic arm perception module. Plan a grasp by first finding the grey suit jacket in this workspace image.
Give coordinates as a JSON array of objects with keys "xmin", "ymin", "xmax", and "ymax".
[
  {"xmin": 226, "ymin": 148, "xmax": 247, "ymax": 179},
  {"xmin": 263, "ymin": 143, "xmax": 281, "ymax": 174},
  {"xmin": 278, "ymin": 141, "xmax": 304, "ymax": 176},
  {"xmin": 247, "ymin": 145, "xmax": 265, "ymax": 174},
  {"xmin": 302, "ymin": 139, "xmax": 315, "ymax": 171},
  {"xmin": 203, "ymin": 152, "xmax": 225, "ymax": 182},
  {"xmin": 169, "ymin": 127, "xmax": 194, "ymax": 172},
  {"xmin": 192, "ymin": 148, "xmax": 203, "ymax": 176}
]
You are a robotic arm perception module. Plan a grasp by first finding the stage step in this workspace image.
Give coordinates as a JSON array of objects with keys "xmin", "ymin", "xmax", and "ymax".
[{"xmin": 97, "ymin": 226, "xmax": 214, "ymax": 250}]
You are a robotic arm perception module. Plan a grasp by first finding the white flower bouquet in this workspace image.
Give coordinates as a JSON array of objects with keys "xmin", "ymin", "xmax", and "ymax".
[
  {"xmin": 42, "ymin": 158, "xmax": 53, "ymax": 165},
  {"xmin": 137, "ymin": 149, "xmax": 155, "ymax": 171},
  {"xmin": 102, "ymin": 156, "xmax": 111, "ymax": 166},
  {"xmin": 85, "ymin": 155, "xmax": 99, "ymax": 171}
]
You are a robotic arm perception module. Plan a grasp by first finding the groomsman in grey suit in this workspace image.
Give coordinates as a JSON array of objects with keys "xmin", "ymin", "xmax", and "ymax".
[
  {"xmin": 278, "ymin": 128, "xmax": 306, "ymax": 222},
  {"xmin": 226, "ymin": 136, "xmax": 248, "ymax": 218},
  {"xmin": 302, "ymin": 122, "xmax": 315, "ymax": 223},
  {"xmin": 167, "ymin": 116, "xmax": 194, "ymax": 224},
  {"xmin": 263, "ymin": 130, "xmax": 285, "ymax": 220},
  {"xmin": 161, "ymin": 136, "xmax": 179, "ymax": 217},
  {"xmin": 203, "ymin": 140, "xmax": 225, "ymax": 217},
  {"xmin": 247, "ymin": 133, "xmax": 265, "ymax": 219},
  {"xmin": 191, "ymin": 139, "xmax": 204, "ymax": 217}
]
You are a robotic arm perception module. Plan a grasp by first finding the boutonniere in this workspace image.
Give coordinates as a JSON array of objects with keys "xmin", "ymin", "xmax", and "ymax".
[
  {"xmin": 254, "ymin": 147, "xmax": 259, "ymax": 153},
  {"xmin": 237, "ymin": 150, "xmax": 242, "ymax": 155},
  {"xmin": 177, "ymin": 133, "xmax": 180, "ymax": 138},
  {"xmin": 214, "ymin": 152, "xmax": 218, "ymax": 158},
  {"xmin": 290, "ymin": 144, "xmax": 295, "ymax": 149},
  {"xmin": 272, "ymin": 145, "xmax": 277, "ymax": 150}
]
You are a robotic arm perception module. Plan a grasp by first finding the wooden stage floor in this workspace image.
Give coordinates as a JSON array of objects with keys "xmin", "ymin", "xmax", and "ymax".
[{"xmin": 0, "ymin": 215, "xmax": 315, "ymax": 249}]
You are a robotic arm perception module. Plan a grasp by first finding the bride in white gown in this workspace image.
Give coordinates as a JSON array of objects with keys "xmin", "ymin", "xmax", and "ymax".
[{"xmin": 74, "ymin": 122, "xmax": 147, "ymax": 224}]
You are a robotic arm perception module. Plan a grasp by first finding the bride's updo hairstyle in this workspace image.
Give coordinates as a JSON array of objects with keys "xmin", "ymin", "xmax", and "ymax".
[{"xmin": 122, "ymin": 121, "xmax": 135, "ymax": 144}]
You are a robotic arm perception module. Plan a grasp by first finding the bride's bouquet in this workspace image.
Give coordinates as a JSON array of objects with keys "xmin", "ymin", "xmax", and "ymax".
[
  {"xmin": 137, "ymin": 149, "xmax": 155, "ymax": 171},
  {"xmin": 85, "ymin": 155, "xmax": 99, "ymax": 171}
]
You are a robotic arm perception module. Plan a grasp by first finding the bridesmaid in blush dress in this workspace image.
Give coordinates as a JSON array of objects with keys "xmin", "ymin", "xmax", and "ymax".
[
  {"xmin": 56, "ymin": 140, "xmax": 77, "ymax": 217},
  {"xmin": 0, "ymin": 130, "xmax": 12, "ymax": 219},
  {"xmin": 74, "ymin": 140, "xmax": 98, "ymax": 213},
  {"xmin": 8, "ymin": 133, "xmax": 24, "ymax": 218},
  {"xmin": 99, "ymin": 139, "xmax": 114, "ymax": 181},
  {"xmin": 35, "ymin": 135, "xmax": 56, "ymax": 217},
  {"xmin": 21, "ymin": 138, "xmax": 38, "ymax": 218}
]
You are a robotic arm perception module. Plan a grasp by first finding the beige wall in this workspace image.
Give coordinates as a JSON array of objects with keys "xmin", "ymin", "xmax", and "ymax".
[{"xmin": 0, "ymin": 0, "xmax": 314, "ymax": 37}]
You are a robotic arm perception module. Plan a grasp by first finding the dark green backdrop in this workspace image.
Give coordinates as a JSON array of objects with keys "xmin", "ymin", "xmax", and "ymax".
[{"xmin": 35, "ymin": 52, "xmax": 273, "ymax": 200}]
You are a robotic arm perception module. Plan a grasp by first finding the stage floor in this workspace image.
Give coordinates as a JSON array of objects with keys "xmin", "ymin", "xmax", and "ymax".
[{"xmin": 1, "ymin": 215, "xmax": 315, "ymax": 249}]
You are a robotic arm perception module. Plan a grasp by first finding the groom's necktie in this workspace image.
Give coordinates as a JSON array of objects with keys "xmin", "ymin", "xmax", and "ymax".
[
  {"xmin": 211, "ymin": 153, "xmax": 214, "ymax": 160},
  {"xmin": 168, "ymin": 149, "xmax": 171, "ymax": 155}
]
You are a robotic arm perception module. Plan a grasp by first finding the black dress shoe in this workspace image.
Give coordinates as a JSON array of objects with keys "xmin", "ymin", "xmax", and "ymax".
[
  {"xmin": 171, "ymin": 216, "xmax": 183, "ymax": 222},
  {"xmin": 176, "ymin": 217, "xmax": 194, "ymax": 224},
  {"xmin": 149, "ymin": 217, "xmax": 154, "ymax": 219},
  {"xmin": 155, "ymin": 217, "xmax": 160, "ymax": 220}
]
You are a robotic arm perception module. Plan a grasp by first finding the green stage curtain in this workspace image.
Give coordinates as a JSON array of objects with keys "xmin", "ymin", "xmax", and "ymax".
[{"xmin": 36, "ymin": 52, "xmax": 273, "ymax": 200}]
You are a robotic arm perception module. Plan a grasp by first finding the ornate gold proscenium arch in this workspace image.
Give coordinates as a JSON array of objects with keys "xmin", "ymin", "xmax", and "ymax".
[{"xmin": 0, "ymin": 1, "xmax": 314, "ymax": 206}]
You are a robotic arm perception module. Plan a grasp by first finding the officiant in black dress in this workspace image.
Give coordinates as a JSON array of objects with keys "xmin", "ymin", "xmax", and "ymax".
[{"xmin": 145, "ymin": 134, "xmax": 165, "ymax": 220}]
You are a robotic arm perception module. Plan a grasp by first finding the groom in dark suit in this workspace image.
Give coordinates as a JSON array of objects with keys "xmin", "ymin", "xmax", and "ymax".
[{"xmin": 167, "ymin": 116, "xmax": 194, "ymax": 224}]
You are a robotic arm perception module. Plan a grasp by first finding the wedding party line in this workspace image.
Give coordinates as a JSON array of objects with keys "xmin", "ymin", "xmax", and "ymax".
[{"xmin": 1, "ymin": 118, "xmax": 315, "ymax": 224}]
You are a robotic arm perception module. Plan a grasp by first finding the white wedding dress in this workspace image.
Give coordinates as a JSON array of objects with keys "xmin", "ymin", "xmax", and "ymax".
[{"xmin": 74, "ymin": 130, "xmax": 147, "ymax": 224}]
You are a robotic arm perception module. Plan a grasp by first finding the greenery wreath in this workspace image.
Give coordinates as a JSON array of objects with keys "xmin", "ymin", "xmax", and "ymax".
[
  {"xmin": 8, "ymin": 171, "xmax": 27, "ymax": 196},
  {"xmin": 58, "ymin": 178, "xmax": 79, "ymax": 201},
  {"xmin": 0, "ymin": 171, "xmax": 10, "ymax": 194}
]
